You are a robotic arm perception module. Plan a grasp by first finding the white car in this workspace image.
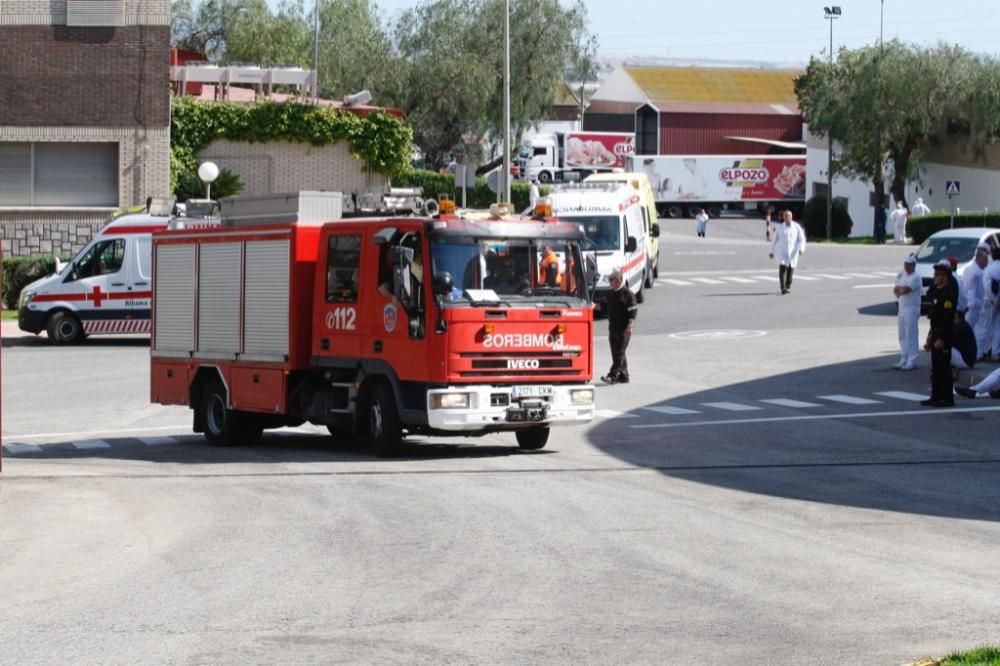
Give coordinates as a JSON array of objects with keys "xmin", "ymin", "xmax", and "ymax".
[{"xmin": 911, "ymin": 227, "xmax": 1000, "ymax": 308}]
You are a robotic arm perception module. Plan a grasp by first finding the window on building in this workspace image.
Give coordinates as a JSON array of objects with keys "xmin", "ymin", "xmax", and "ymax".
[
  {"xmin": 326, "ymin": 234, "xmax": 361, "ymax": 303},
  {"xmin": 0, "ymin": 142, "xmax": 118, "ymax": 207}
]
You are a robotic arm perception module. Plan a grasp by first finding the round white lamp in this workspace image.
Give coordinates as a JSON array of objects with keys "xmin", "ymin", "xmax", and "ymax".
[{"xmin": 198, "ymin": 161, "xmax": 219, "ymax": 200}]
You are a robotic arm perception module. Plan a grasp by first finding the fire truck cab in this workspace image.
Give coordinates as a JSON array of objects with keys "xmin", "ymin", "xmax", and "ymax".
[{"xmin": 150, "ymin": 213, "xmax": 596, "ymax": 455}]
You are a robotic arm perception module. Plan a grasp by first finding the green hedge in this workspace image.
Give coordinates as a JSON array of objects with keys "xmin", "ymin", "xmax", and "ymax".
[
  {"xmin": 908, "ymin": 212, "xmax": 1000, "ymax": 244},
  {"xmin": 802, "ymin": 195, "xmax": 854, "ymax": 239},
  {"xmin": 171, "ymin": 98, "xmax": 413, "ymax": 199},
  {"xmin": 2, "ymin": 256, "xmax": 59, "ymax": 310},
  {"xmin": 393, "ymin": 168, "xmax": 541, "ymax": 213}
]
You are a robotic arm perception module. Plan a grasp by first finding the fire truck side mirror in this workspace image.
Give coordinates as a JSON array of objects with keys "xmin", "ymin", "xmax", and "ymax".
[
  {"xmin": 625, "ymin": 236, "xmax": 638, "ymax": 253},
  {"xmin": 432, "ymin": 272, "xmax": 454, "ymax": 297}
]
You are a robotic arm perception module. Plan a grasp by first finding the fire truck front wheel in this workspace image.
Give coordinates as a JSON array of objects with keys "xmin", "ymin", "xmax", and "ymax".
[
  {"xmin": 46, "ymin": 311, "xmax": 84, "ymax": 345},
  {"xmin": 516, "ymin": 427, "xmax": 549, "ymax": 450},
  {"xmin": 201, "ymin": 382, "xmax": 263, "ymax": 446},
  {"xmin": 365, "ymin": 383, "xmax": 403, "ymax": 457}
]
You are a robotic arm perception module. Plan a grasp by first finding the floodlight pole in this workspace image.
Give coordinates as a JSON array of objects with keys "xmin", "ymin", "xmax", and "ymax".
[
  {"xmin": 824, "ymin": 7, "xmax": 840, "ymax": 239},
  {"xmin": 313, "ymin": 0, "xmax": 320, "ymax": 100},
  {"xmin": 502, "ymin": 0, "xmax": 511, "ymax": 204}
]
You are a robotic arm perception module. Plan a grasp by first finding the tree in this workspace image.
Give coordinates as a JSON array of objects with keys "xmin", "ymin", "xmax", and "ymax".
[
  {"xmin": 388, "ymin": 0, "xmax": 495, "ymax": 169},
  {"xmin": 796, "ymin": 41, "xmax": 1000, "ymax": 208}
]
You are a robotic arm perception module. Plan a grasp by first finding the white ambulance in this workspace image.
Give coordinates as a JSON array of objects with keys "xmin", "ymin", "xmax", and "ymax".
[
  {"xmin": 545, "ymin": 182, "xmax": 651, "ymax": 304},
  {"xmin": 17, "ymin": 202, "xmax": 174, "ymax": 344}
]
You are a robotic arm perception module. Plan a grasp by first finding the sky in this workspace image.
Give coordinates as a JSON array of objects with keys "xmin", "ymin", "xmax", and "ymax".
[{"xmin": 366, "ymin": 0, "xmax": 1000, "ymax": 66}]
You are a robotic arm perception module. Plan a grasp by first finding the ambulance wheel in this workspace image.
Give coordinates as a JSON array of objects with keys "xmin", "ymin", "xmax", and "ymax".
[
  {"xmin": 46, "ymin": 311, "xmax": 83, "ymax": 345},
  {"xmin": 365, "ymin": 383, "xmax": 402, "ymax": 457},
  {"xmin": 644, "ymin": 262, "xmax": 655, "ymax": 288},
  {"xmin": 516, "ymin": 427, "xmax": 549, "ymax": 450},
  {"xmin": 201, "ymin": 382, "xmax": 261, "ymax": 446},
  {"xmin": 635, "ymin": 279, "xmax": 645, "ymax": 304}
]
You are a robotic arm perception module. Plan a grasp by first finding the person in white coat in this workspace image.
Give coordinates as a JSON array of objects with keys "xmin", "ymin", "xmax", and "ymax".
[
  {"xmin": 526, "ymin": 179, "xmax": 540, "ymax": 215},
  {"xmin": 890, "ymin": 201, "xmax": 909, "ymax": 244},
  {"xmin": 982, "ymin": 246, "xmax": 1000, "ymax": 361},
  {"xmin": 769, "ymin": 210, "xmax": 806, "ymax": 295},
  {"xmin": 695, "ymin": 208, "xmax": 709, "ymax": 237},
  {"xmin": 964, "ymin": 242, "xmax": 989, "ymax": 337},
  {"xmin": 893, "ymin": 254, "xmax": 921, "ymax": 370},
  {"xmin": 911, "ymin": 197, "xmax": 931, "ymax": 217}
]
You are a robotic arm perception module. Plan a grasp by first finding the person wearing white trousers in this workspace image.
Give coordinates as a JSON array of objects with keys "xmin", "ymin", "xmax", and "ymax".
[
  {"xmin": 983, "ymin": 248, "xmax": 1000, "ymax": 360},
  {"xmin": 893, "ymin": 255, "xmax": 921, "ymax": 370},
  {"xmin": 964, "ymin": 243, "xmax": 989, "ymax": 345},
  {"xmin": 890, "ymin": 201, "xmax": 909, "ymax": 244},
  {"xmin": 955, "ymin": 365, "xmax": 1000, "ymax": 399}
]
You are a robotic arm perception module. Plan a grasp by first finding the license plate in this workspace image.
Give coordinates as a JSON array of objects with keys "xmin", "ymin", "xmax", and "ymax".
[{"xmin": 511, "ymin": 385, "xmax": 553, "ymax": 398}]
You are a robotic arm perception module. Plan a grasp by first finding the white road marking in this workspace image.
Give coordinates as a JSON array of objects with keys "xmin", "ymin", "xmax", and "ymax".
[
  {"xmin": 642, "ymin": 405, "xmax": 701, "ymax": 416},
  {"xmin": 3, "ymin": 443, "xmax": 42, "ymax": 454},
  {"xmin": 7, "ymin": 424, "xmax": 186, "ymax": 441},
  {"xmin": 751, "ymin": 275, "xmax": 779, "ymax": 281},
  {"xmin": 874, "ymin": 271, "xmax": 901, "ymax": 277},
  {"xmin": 844, "ymin": 272, "xmax": 883, "ymax": 279},
  {"xmin": 595, "ymin": 409, "xmax": 638, "ymax": 419},
  {"xmin": 688, "ymin": 277, "xmax": 726, "ymax": 285},
  {"xmin": 759, "ymin": 398, "xmax": 823, "ymax": 408},
  {"xmin": 701, "ymin": 401, "xmax": 763, "ymax": 412},
  {"xmin": 853, "ymin": 284, "xmax": 895, "ymax": 289},
  {"xmin": 721, "ymin": 277, "xmax": 758, "ymax": 284},
  {"xmin": 630, "ymin": 406, "xmax": 1000, "ymax": 429},
  {"xmin": 140, "ymin": 436, "xmax": 176, "ymax": 446},
  {"xmin": 875, "ymin": 391, "xmax": 928, "ymax": 401},
  {"xmin": 791, "ymin": 275, "xmax": 819, "ymax": 281},
  {"xmin": 811, "ymin": 274, "xmax": 850, "ymax": 280},
  {"xmin": 817, "ymin": 394, "xmax": 882, "ymax": 405},
  {"xmin": 659, "ymin": 279, "xmax": 693, "ymax": 286},
  {"xmin": 74, "ymin": 439, "xmax": 111, "ymax": 450}
]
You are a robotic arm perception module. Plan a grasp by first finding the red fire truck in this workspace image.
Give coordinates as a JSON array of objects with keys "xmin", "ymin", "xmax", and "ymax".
[{"xmin": 149, "ymin": 212, "xmax": 595, "ymax": 455}]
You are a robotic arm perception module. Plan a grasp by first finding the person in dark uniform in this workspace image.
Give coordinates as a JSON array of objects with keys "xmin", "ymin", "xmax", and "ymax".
[
  {"xmin": 594, "ymin": 267, "xmax": 637, "ymax": 384},
  {"xmin": 874, "ymin": 205, "xmax": 887, "ymax": 244},
  {"xmin": 922, "ymin": 260, "xmax": 957, "ymax": 407}
]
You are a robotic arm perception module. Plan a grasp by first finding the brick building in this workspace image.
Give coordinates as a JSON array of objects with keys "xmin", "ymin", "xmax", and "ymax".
[{"xmin": 0, "ymin": 0, "xmax": 171, "ymax": 257}]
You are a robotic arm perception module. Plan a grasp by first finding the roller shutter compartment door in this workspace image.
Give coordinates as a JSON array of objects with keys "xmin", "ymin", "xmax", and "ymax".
[
  {"xmin": 197, "ymin": 242, "xmax": 242, "ymax": 357},
  {"xmin": 243, "ymin": 240, "xmax": 290, "ymax": 361},
  {"xmin": 153, "ymin": 244, "xmax": 196, "ymax": 354}
]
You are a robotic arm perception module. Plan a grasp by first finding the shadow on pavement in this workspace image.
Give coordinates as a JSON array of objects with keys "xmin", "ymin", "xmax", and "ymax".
[
  {"xmin": 5, "ymin": 430, "xmax": 554, "ymax": 465},
  {"xmin": 857, "ymin": 302, "xmax": 897, "ymax": 317},
  {"xmin": 587, "ymin": 354, "xmax": 1000, "ymax": 522},
  {"xmin": 2, "ymin": 335, "xmax": 149, "ymax": 349}
]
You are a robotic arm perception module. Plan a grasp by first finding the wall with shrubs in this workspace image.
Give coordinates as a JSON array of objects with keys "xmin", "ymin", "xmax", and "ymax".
[{"xmin": 2, "ymin": 256, "xmax": 60, "ymax": 310}]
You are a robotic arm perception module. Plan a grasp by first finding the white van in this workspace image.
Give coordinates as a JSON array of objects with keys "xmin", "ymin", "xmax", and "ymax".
[
  {"xmin": 17, "ymin": 206, "xmax": 171, "ymax": 344},
  {"xmin": 545, "ymin": 182, "xmax": 652, "ymax": 304},
  {"xmin": 584, "ymin": 171, "xmax": 661, "ymax": 286}
]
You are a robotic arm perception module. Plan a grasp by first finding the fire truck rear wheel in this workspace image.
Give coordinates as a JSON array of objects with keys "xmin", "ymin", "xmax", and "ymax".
[
  {"xmin": 201, "ymin": 382, "xmax": 261, "ymax": 446},
  {"xmin": 46, "ymin": 311, "xmax": 83, "ymax": 345},
  {"xmin": 516, "ymin": 427, "xmax": 549, "ymax": 450},
  {"xmin": 366, "ymin": 383, "xmax": 402, "ymax": 457}
]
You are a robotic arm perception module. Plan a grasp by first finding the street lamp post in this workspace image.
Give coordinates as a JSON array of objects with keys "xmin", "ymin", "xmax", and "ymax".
[
  {"xmin": 502, "ymin": 0, "xmax": 511, "ymax": 204},
  {"xmin": 824, "ymin": 6, "xmax": 840, "ymax": 239}
]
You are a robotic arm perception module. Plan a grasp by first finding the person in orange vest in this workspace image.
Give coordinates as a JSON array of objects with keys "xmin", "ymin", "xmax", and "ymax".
[{"xmin": 538, "ymin": 245, "xmax": 561, "ymax": 287}]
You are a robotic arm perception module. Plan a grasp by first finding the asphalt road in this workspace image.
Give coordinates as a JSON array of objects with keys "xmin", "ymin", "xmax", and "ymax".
[{"xmin": 2, "ymin": 218, "xmax": 998, "ymax": 665}]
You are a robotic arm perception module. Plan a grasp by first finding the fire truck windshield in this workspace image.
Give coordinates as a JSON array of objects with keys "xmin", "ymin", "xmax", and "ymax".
[
  {"xmin": 431, "ymin": 237, "xmax": 588, "ymax": 305},
  {"xmin": 562, "ymin": 215, "xmax": 620, "ymax": 252}
]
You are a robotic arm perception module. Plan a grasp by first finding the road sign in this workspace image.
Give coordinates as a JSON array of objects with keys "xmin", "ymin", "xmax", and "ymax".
[{"xmin": 945, "ymin": 180, "xmax": 961, "ymax": 196}]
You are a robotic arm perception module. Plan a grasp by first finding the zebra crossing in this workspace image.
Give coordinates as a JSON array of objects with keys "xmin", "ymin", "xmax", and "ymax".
[
  {"xmin": 592, "ymin": 388, "xmax": 992, "ymax": 424},
  {"xmin": 4, "ymin": 389, "xmax": 988, "ymax": 457},
  {"xmin": 657, "ymin": 271, "xmax": 898, "ymax": 288},
  {"xmin": 0, "ymin": 425, "xmax": 331, "ymax": 457}
]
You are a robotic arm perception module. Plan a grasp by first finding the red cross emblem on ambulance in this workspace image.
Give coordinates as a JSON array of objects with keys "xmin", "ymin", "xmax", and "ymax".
[{"xmin": 87, "ymin": 285, "xmax": 106, "ymax": 307}]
